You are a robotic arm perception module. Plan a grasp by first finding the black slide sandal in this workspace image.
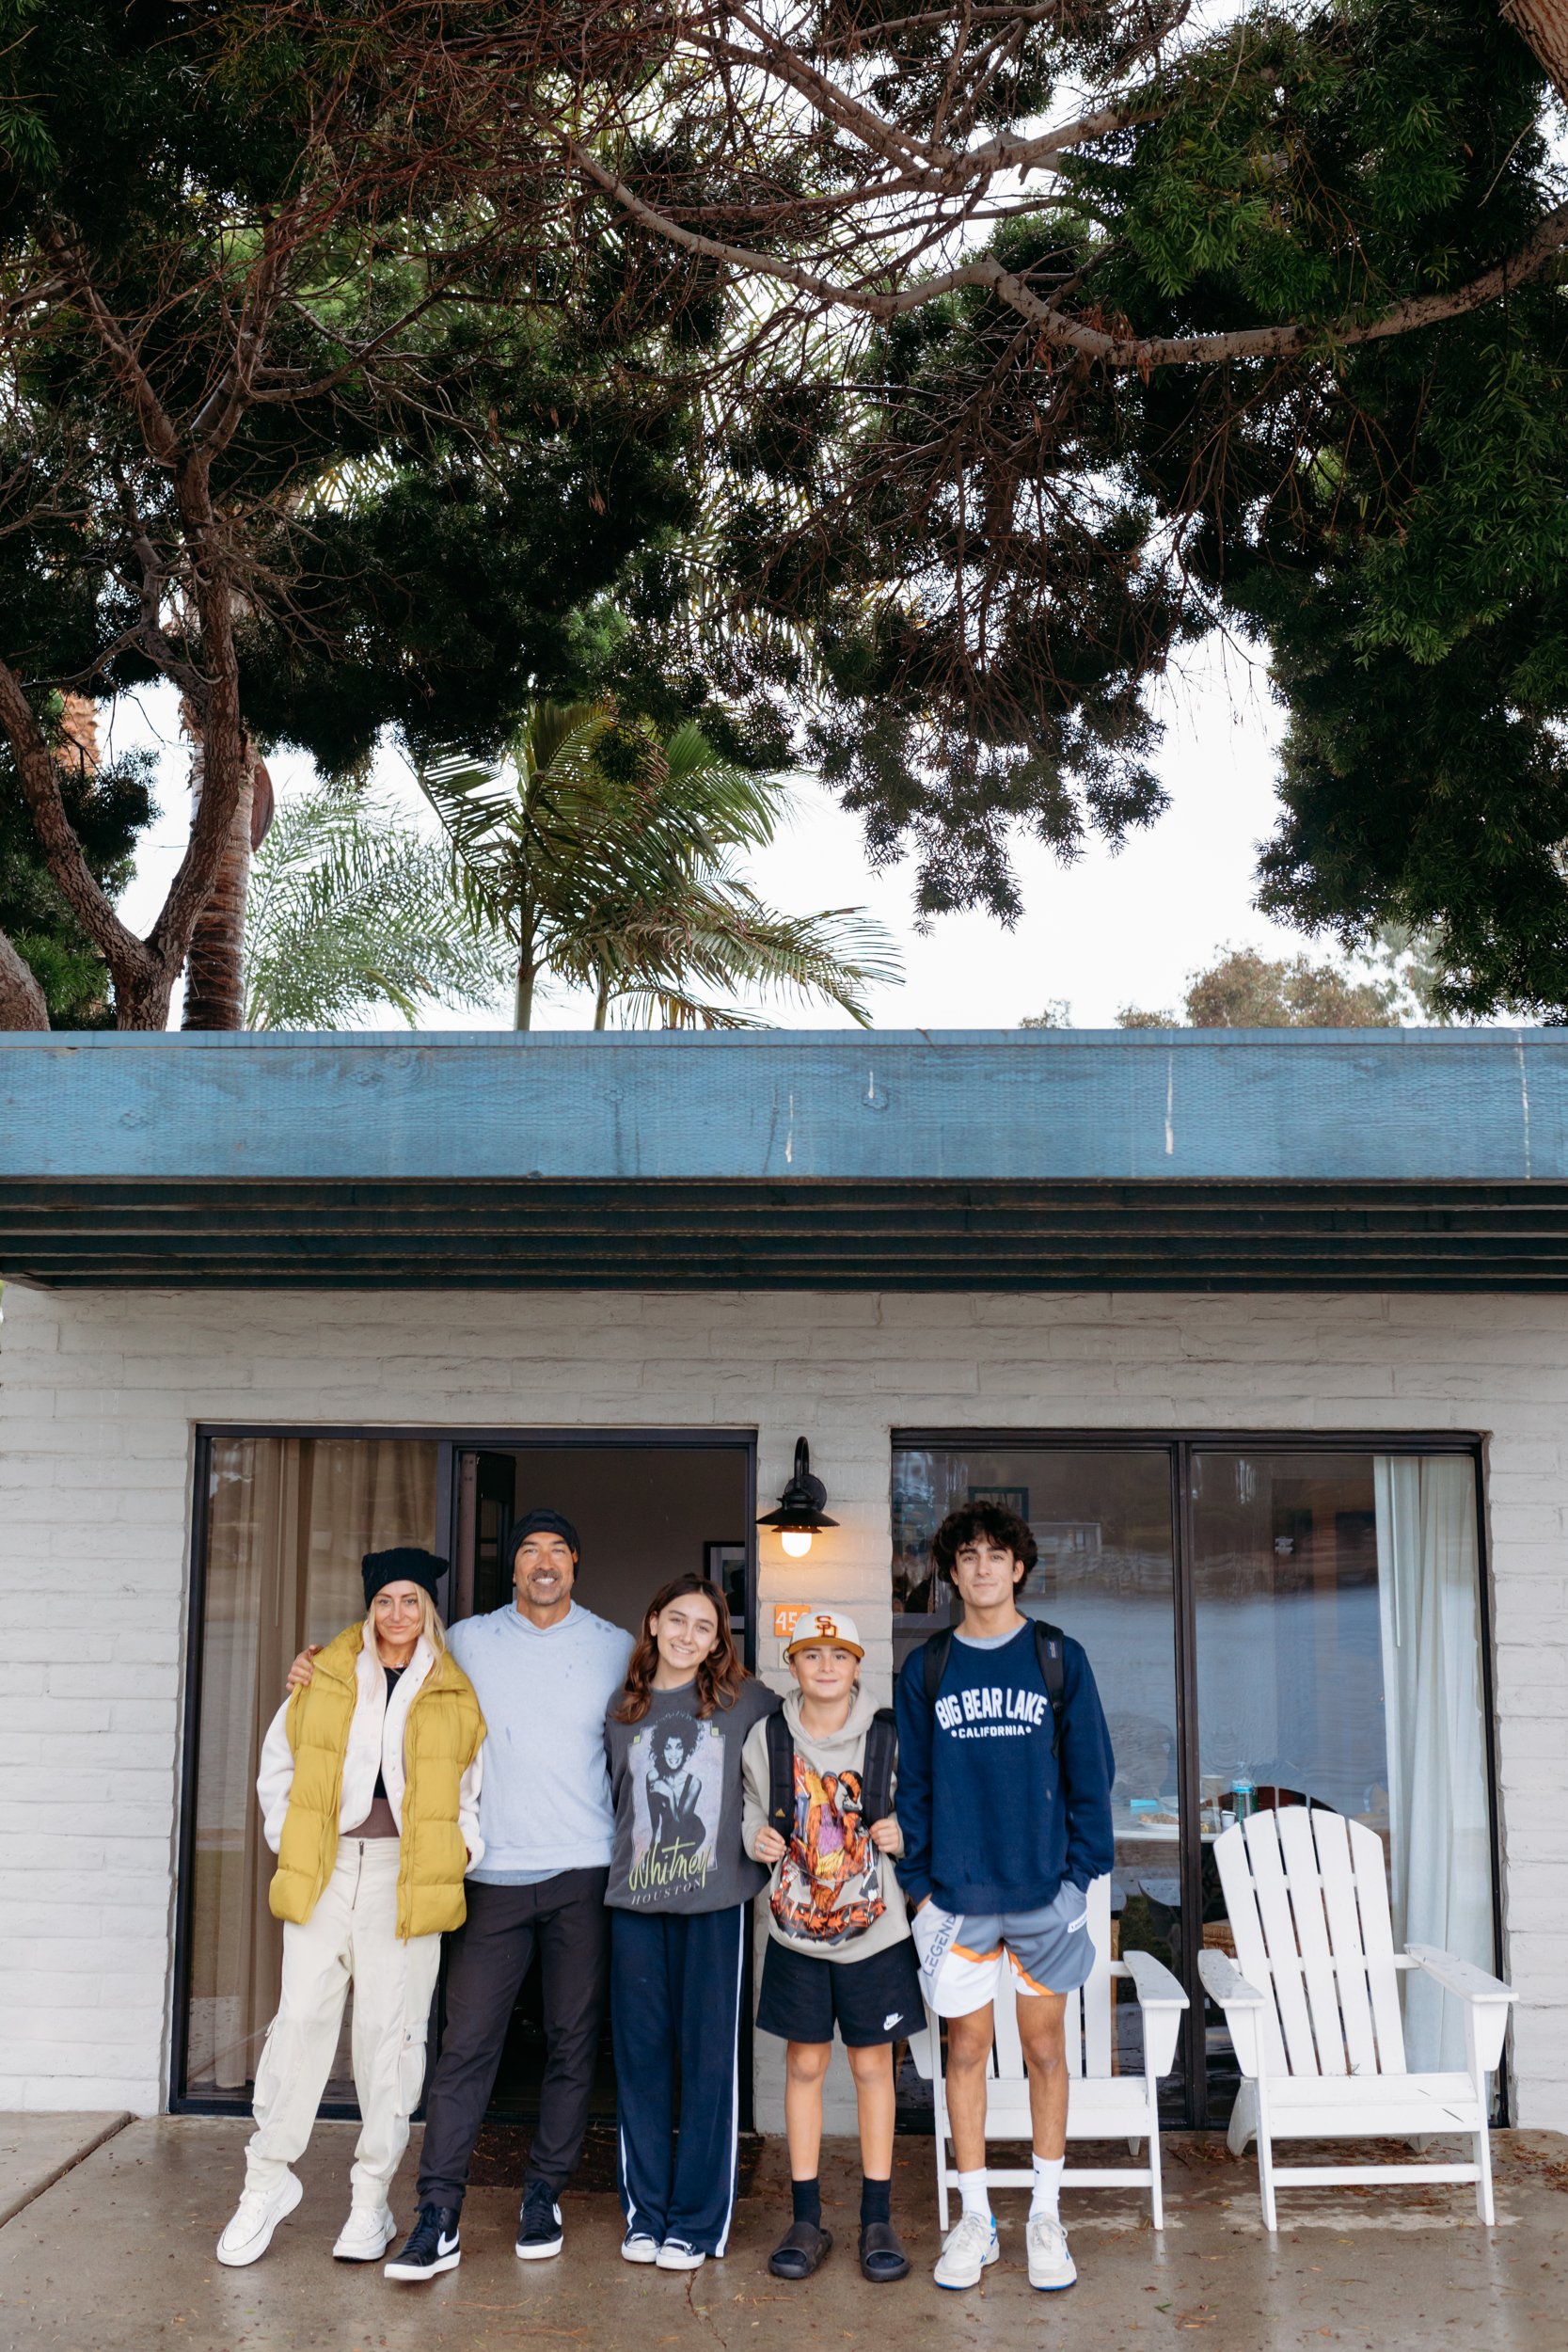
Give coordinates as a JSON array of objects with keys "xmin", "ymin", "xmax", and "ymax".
[
  {"xmin": 768, "ymin": 2219, "xmax": 834, "ymax": 2279},
  {"xmin": 859, "ymin": 2221, "xmax": 911, "ymax": 2281}
]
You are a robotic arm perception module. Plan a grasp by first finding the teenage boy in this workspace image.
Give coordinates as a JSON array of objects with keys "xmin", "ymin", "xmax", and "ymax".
[
  {"xmin": 894, "ymin": 1503, "xmax": 1115, "ymax": 2296},
  {"xmin": 286, "ymin": 1510, "xmax": 631, "ymax": 2279},
  {"xmin": 741, "ymin": 1611, "xmax": 923, "ymax": 2285}
]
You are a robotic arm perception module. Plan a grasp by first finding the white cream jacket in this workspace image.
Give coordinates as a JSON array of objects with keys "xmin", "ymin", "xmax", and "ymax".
[{"xmin": 257, "ymin": 1624, "xmax": 484, "ymax": 1863}]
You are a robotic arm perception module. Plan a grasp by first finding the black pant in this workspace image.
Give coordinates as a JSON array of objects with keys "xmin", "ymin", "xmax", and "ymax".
[{"xmin": 417, "ymin": 1869, "xmax": 610, "ymax": 2208}]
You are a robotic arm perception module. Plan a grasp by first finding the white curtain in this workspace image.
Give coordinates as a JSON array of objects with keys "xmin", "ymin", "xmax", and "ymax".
[{"xmin": 1374, "ymin": 1456, "xmax": 1493, "ymax": 2074}]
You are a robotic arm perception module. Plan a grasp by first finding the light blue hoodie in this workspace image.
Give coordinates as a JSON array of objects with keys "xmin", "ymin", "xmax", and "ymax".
[{"xmin": 447, "ymin": 1600, "xmax": 633, "ymax": 1883}]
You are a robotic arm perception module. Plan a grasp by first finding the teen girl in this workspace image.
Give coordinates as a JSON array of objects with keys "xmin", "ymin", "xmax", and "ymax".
[{"xmin": 603, "ymin": 1574, "xmax": 779, "ymax": 2270}]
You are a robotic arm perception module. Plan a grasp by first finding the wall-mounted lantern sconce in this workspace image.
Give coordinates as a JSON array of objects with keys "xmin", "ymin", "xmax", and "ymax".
[{"xmin": 757, "ymin": 1438, "xmax": 838, "ymax": 1559}]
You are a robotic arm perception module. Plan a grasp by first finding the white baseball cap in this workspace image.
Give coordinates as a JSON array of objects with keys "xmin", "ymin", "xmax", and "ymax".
[{"xmin": 784, "ymin": 1608, "xmax": 864, "ymax": 1661}]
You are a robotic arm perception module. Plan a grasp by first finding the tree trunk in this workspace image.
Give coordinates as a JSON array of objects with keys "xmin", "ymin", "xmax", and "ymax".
[
  {"xmin": 181, "ymin": 716, "xmax": 258, "ymax": 1031},
  {"xmin": 593, "ymin": 972, "xmax": 611, "ymax": 1028},
  {"xmin": 0, "ymin": 928, "xmax": 49, "ymax": 1029},
  {"xmin": 1501, "ymin": 1, "xmax": 1568, "ymax": 103},
  {"xmin": 515, "ymin": 960, "xmax": 536, "ymax": 1027},
  {"xmin": 513, "ymin": 901, "xmax": 539, "ymax": 1029}
]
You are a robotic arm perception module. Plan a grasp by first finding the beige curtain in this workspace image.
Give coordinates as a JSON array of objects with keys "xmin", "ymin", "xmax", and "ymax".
[{"xmin": 186, "ymin": 1438, "xmax": 437, "ymax": 2092}]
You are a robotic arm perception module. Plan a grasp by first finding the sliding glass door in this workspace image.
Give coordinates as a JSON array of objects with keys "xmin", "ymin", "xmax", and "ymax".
[
  {"xmin": 892, "ymin": 1434, "xmax": 1497, "ymax": 2127},
  {"xmin": 893, "ymin": 1440, "xmax": 1187, "ymax": 2115}
]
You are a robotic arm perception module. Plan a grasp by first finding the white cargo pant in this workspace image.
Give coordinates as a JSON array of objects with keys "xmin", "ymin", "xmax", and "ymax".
[{"xmin": 245, "ymin": 1837, "xmax": 443, "ymax": 2210}]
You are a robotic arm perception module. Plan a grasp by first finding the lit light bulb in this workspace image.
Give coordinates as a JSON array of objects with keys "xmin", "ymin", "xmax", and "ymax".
[{"xmin": 780, "ymin": 1528, "xmax": 814, "ymax": 1559}]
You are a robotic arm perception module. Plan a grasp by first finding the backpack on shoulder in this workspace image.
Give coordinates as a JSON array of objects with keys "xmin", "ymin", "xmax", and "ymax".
[{"xmin": 919, "ymin": 1619, "xmax": 1068, "ymax": 1756}]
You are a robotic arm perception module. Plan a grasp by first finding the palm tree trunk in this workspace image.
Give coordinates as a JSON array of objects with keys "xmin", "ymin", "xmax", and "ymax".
[
  {"xmin": 513, "ymin": 898, "xmax": 539, "ymax": 1029},
  {"xmin": 593, "ymin": 972, "xmax": 611, "ymax": 1028},
  {"xmin": 181, "ymin": 709, "xmax": 258, "ymax": 1031}
]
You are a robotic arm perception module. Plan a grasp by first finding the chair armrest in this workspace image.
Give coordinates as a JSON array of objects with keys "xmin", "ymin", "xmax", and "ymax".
[
  {"xmin": 1406, "ymin": 1946, "xmax": 1514, "ymax": 2005},
  {"xmin": 1197, "ymin": 1948, "xmax": 1268, "ymax": 2007},
  {"xmin": 1120, "ymin": 1947, "xmax": 1188, "ymax": 2078},
  {"xmin": 1408, "ymin": 1946, "xmax": 1515, "ymax": 2073},
  {"xmin": 1120, "ymin": 1948, "xmax": 1189, "ymax": 2008},
  {"xmin": 1197, "ymin": 1947, "xmax": 1271, "ymax": 2077},
  {"xmin": 905, "ymin": 2021, "xmax": 936, "ymax": 2080}
]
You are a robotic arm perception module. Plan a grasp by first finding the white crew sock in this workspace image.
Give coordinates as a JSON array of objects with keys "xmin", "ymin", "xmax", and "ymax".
[
  {"xmin": 1029, "ymin": 2153, "xmax": 1065, "ymax": 2223},
  {"xmin": 956, "ymin": 2169, "xmax": 991, "ymax": 2223}
]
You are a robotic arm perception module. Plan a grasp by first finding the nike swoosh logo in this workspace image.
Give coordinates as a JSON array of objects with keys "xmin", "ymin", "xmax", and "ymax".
[
  {"xmin": 437, "ymin": 2234, "xmax": 459, "ymax": 2255},
  {"xmin": 883, "ymin": 2012, "xmax": 903, "ymax": 2029}
]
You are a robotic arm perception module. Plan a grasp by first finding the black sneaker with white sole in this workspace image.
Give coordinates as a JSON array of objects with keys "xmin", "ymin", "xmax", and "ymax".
[
  {"xmin": 515, "ymin": 2180, "xmax": 564, "ymax": 2261},
  {"xmin": 384, "ymin": 2203, "xmax": 462, "ymax": 2280}
]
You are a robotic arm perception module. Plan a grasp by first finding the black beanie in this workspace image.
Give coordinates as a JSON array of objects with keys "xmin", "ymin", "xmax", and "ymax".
[
  {"xmin": 362, "ymin": 1547, "xmax": 447, "ymax": 1607},
  {"xmin": 508, "ymin": 1509, "xmax": 581, "ymax": 1568}
]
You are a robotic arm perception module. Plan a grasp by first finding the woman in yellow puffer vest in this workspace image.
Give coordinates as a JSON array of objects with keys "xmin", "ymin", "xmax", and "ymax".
[{"xmin": 215, "ymin": 1548, "xmax": 485, "ymax": 2272}]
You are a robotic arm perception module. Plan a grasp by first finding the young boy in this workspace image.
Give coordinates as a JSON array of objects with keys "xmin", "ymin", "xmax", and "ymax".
[
  {"xmin": 895, "ymin": 1503, "xmax": 1115, "ymax": 2296},
  {"xmin": 741, "ymin": 1611, "xmax": 923, "ymax": 2283}
]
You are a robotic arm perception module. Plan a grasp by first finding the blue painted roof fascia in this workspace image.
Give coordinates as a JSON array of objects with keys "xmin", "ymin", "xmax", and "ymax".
[{"xmin": 0, "ymin": 1028, "xmax": 1558, "ymax": 1185}]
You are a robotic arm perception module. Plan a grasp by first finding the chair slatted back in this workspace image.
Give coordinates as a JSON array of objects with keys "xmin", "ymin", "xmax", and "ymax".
[
  {"xmin": 989, "ymin": 1877, "xmax": 1115, "ymax": 2085},
  {"xmin": 1212, "ymin": 1810, "xmax": 1407, "ymax": 2081}
]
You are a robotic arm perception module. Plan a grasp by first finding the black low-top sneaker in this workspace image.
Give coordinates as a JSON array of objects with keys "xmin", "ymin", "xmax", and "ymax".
[
  {"xmin": 384, "ymin": 2203, "xmax": 462, "ymax": 2280},
  {"xmin": 515, "ymin": 2180, "xmax": 564, "ymax": 2261}
]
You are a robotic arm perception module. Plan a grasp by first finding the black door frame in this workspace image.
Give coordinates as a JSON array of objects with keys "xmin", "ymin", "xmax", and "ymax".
[
  {"xmin": 894, "ymin": 1427, "xmax": 1501, "ymax": 2131},
  {"xmin": 170, "ymin": 1422, "xmax": 757, "ymax": 2117}
]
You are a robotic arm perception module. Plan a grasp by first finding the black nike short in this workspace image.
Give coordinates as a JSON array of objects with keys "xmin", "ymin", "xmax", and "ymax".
[{"xmin": 755, "ymin": 1932, "xmax": 925, "ymax": 2047}]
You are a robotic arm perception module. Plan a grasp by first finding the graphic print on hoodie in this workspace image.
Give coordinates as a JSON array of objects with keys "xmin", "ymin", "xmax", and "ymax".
[{"xmin": 773, "ymin": 1753, "xmax": 885, "ymax": 1946}]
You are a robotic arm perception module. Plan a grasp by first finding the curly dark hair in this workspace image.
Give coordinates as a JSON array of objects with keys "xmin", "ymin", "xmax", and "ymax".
[{"xmin": 931, "ymin": 1502, "xmax": 1037, "ymax": 1583}]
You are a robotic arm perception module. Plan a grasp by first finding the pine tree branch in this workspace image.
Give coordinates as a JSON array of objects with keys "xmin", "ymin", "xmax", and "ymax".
[
  {"xmin": 0, "ymin": 925, "xmax": 49, "ymax": 1030},
  {"xmin": 574, "ymin": 144, "xmax": 1568, "ymax": 370},
  {"xmin": 0, "ymin": 656, "xmax": 152, "ymax": 986},
  {"xmin": 1501, "ymin": 0, "xmax": 1568, "ymax": 106}
]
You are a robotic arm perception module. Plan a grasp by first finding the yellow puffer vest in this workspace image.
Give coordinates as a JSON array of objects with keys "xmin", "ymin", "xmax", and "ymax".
[{"xmin": 267, "ymin": 1622, "xmax": 485, "ymax": 1941}]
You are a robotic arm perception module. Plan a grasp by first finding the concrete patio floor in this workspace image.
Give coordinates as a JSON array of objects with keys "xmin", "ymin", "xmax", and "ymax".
[{"xmin": 1, "ymin": 2118, "xmax": 1564, "ymax": 2352}]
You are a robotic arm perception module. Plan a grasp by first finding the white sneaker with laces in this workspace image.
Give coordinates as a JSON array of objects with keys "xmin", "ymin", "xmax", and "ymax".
[
  {"xmin": 655, "ymin": 2239, "xmax": 706, "ymax": 2270},
  {"xmin": 622, "ymin": 2231, "xmax": 660, "ymax": 2265},
  {"xmin": 933, "ymin": 2208, "xmax": 998, "ymax": 2290},
  {"xmin": 333, "ymin": 2205, "xmax": 397, "ymax": 2261},
  {"xmin": 1025, "ymin": 2215, "xmax": 1077, "ymax": 2291},
  {"xmin": 215, "ymin": 2172, "xmax": 304, "ymax": 2267}
]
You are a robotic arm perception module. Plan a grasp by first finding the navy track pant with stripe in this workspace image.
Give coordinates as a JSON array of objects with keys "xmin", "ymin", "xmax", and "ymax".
[{"xmin": 610, "ymin": 1902, "xmax": 746, "ymax": 2256}]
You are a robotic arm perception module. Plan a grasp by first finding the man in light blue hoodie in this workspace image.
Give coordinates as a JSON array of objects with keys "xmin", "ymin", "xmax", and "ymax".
[{"xmin": 385, "ymin": 1511, "xmax": 631, "ymax": 2280}]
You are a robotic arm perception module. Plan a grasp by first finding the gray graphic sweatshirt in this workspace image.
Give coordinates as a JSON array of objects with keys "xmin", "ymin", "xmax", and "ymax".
[{"xmin": 604, "ymin": 1677, "xmax": 779, "ymax": 1913}]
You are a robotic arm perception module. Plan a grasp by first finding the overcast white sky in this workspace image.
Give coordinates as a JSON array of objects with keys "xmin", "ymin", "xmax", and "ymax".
[{"xmin": 111, "ymin": 628, "xmax": 1329, "ymax": 1032}]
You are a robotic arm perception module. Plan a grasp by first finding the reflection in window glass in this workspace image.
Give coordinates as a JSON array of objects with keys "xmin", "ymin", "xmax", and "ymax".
[
  {"xmin": 185, "ymin": 1437, "xmax": 437, "ymax": 2099},
  {"xmin": 1192, "ymin": 1450, "xmax": 1492, "ymax": 2081},
  {"xmin": 891, "ymin": 1444, "xmax": 1184, "ymax": 2116}
]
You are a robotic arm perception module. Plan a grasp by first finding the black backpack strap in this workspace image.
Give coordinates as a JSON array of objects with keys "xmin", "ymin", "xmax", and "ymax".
[
  {"xmin": 1032, "ymin": 1620, "xmax": 1068, "ymax": 1757},
  {"xmin": 861, "ymin": 1708, "xmax": 898, "ymax": 1826},
  {"xmin": 765, "ymin": 1709, "xmax": 796, "ymax": 1836},
  {"xmin": 921, "ymin": 1628, "xmax": 955, "ymax": 1707}
]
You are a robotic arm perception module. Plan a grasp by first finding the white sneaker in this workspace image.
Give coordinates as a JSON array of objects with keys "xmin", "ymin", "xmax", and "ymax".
[
  {"xmin": 622, "ymin": 2230, "xmax": 660, "ymax": 2264},
  {"xmin": 1025, "ymin": 2215, "xmax": 1077, "ymax": 2291},
  {"xmin": 655, "ymin": 2239, "xmax": 706, "ymax": 2270},
  {"xmin": 215, "ymin": 2173, "xmax": 304, "ymax": 2267},
  {"xmin": 333, "ymin": 2205, "xmax": 397, "ymax": 2261},
  {"xmin": 933, "ymin": 2209, "xmax": 998, "ymax": 2290}
]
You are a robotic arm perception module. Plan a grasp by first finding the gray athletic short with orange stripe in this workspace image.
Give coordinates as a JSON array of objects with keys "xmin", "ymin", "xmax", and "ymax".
[{"xmin": 911, "ymin": 1881, "xmax": 1095, "ymax": 2015}]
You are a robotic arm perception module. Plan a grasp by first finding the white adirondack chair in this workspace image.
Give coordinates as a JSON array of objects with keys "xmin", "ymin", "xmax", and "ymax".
[
  {"xmin": 1198, "ymin": 1807, "xmax": 1515, "ymax": 2230},
  {"xmin": 907, "ymin": 1875, "xmax": 1187, "ymax": 2228}
]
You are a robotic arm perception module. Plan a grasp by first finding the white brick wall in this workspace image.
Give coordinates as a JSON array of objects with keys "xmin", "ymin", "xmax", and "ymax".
[{"xmin": 0, "ymin": 1284, "xmax": 1561, "ymax": 2128}]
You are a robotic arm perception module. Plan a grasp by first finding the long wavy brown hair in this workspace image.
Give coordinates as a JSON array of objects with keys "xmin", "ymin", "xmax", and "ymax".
[{"xmin": 610, "ymin": 1573, "xmax": 749, "ymax": 1724}]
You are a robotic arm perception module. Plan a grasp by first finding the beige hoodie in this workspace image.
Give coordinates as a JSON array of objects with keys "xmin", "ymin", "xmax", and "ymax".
[{"xmin": 740, "ymin": 1685, "xmax": 912, "ymax": 1964}]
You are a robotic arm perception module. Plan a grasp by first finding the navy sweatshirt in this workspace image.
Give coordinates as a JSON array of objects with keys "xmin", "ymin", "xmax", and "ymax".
[{"xmin": 894, "ymin": 1623, "xmax": 1116, "ymax": 1915}]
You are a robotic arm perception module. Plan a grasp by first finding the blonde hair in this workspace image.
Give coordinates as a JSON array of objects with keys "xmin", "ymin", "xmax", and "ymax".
[{"xmin": 365, "ymin": 1585, "xmax": 448, "ymax": 1661}]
